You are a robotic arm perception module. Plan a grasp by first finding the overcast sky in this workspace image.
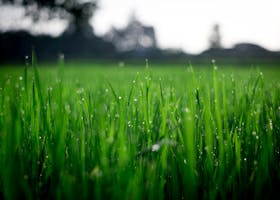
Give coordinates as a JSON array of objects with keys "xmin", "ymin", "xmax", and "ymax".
[
  {"xmin": 93, "ymin": 0, "xmax": 280, "ymax": 53},
  {"xmin": 0, "ymin": 0, "xmax": 280, "ymax": 54}
]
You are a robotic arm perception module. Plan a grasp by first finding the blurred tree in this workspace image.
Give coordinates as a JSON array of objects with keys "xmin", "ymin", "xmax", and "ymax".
[
  {"xmin": 1, "ymin": 0, "xmax": 98, "ymax": 36},
  {"xmin": 208, "ymin": 24, "xmax": 222, "ymax": 49},
  {"xmin": 105, "ymin": 14, "xmax": 157, "ymax": 52}
]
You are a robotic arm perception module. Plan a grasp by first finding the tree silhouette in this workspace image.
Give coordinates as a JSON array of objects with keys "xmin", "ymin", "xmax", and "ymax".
[
  {"xmin": 105, "ymin": 14, "xmax": 157, "ymax": 52},
  {"xmin": 1, "ymin": 0, "xmax": 98, "ymax": 36},
  {"xmin": 208, "ymin": 24, "xmax": 222, "ymax": 49}
]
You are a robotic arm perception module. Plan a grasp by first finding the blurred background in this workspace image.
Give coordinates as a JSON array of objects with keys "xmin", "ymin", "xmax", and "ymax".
[{"xmin": 0, "ymin": 0, "xmax": 279, "ymax": 64}]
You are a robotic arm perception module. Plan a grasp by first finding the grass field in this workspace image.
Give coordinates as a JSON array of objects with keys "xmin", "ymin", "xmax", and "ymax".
[{"xmin": 0, "ymin": 59, "xmax": 280, "ymax": 199}]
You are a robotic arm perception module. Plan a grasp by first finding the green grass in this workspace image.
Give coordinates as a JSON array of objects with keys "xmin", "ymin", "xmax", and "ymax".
[{"xmin": 0, "ymin": 60, "xmax": 280, "ymax": 200}]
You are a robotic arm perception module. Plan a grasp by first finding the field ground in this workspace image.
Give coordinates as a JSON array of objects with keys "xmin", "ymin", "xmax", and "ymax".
[{"xmin": 0, "ymin": 62, "xmax": 280, "ymax": 199}]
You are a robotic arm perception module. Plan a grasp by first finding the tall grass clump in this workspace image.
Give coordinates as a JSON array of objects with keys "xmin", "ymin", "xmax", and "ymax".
[{"xmin": 0, "ymin": 59, "xmax": 280, "ymax": 200}]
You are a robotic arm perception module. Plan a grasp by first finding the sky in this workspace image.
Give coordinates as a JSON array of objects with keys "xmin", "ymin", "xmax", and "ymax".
[
  {"xmin": 0, "ymin": 0, "xmax": 280, "ymax": 54},
  {"xmin": 93, "ymin": 0, "xmax": 280, "ymax": 53},
  {"xmin": 0, "ymin": 4, "xmax": 68, "ymax": 36}
]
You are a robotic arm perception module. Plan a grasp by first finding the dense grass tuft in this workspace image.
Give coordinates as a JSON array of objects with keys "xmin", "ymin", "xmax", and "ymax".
[{"xmin": 0, "ymin": 62, "xmax": 280, "ymax": 199}]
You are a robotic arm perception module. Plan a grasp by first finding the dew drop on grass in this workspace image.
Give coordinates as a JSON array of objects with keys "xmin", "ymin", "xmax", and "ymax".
[
  {"xmin": 118, "ymin": 96, "xmax": 122, "ymax": 100},
  {"xmin": 151, "ymin": 144, "xmax": 160, "ymax": 152},
  {"xmin": 127, "ymin": 121, "xmax": 132, "ymax": 128},
  {"xmin": 19, "ymin": 76, "xmax": 23, "ymax": 81},
  {"xmin": 269, "ymin": 119, "xmax": 273, "ymax": 130},
  {"xmin": 184, "ymin": 107, "xmax": 190, "ymax": 113},
  {"xmin": 214, "ymin": 159, "xmax": 219, "ymax": 167},
  {"xmin": 76, "ymin": 88, "xmax": 84, "ymax": 94},
  {"xmin": 47, "ymin": 87, "xmax": 53, "ymax": 92}
]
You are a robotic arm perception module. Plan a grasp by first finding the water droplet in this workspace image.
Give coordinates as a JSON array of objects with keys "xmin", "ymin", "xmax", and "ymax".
[
  {"xmin": 269, "ymin": 119, "xmax": 273, "ymax": 130},
  {"xmin": 48, "ymin": 87, "xmax": 53, "ymax": 92},
  {"xmin": 76, "ymin": 88, "xmax": 84, "ymax": 94},
  {"xmin": 151, "ymin": 144, "xmax": 160, "ymax": 152},
  {"xmin": 184, "ymin": 107, "xmax": 190, "ymax": 113}
]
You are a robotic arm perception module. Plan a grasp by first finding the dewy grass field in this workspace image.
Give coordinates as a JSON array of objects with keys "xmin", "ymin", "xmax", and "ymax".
[{"xmin": 0, "ymin": 58, "xmax": 280, "ymax": 200}]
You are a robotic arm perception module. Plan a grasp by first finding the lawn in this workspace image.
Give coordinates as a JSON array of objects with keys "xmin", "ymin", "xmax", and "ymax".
[{"xmin": 0, "ymin": 60, "xmax": 280, "ymax": 199}]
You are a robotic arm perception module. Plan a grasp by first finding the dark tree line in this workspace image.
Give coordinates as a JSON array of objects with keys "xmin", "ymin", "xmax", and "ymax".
[
  {"xmin": 0, "ymin": 1, "xmax": 279, "ymax": 64},
  {"xmin": 0, "ymin": 0, "xmax": 119, "ymax": 62}
]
